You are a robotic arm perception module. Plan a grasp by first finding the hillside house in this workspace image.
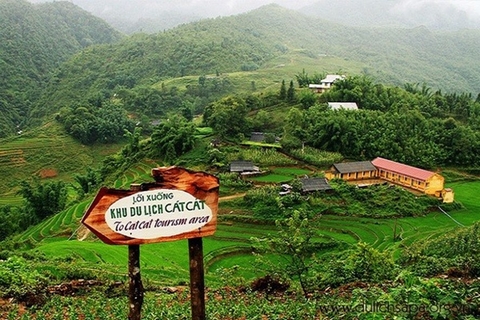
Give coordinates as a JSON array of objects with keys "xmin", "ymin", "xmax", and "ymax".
[
  {"xmin": 325, "ymin": 161, "xmax": 377, "ymax": 181},
  {"xmin": 308, "ymin": 74, "xmax": 345, "ymax": 93},
  {"xmin": 371, "ymin": 157, "xmax": 444, "ymax": 197},
  {"xmin": 250, "ymin": 132, "xmax": 265, "ymax": 143},
  {"xmin": 328, "ymin": 102, "xmax": 359, "ymax": 111},
  {"xmin": 229, "ymin": 160, "xmax": 259, "ymax": 175},
  {"xmin": 325, "ymin": 157, "xmax": 453, "ymax": 202},
  {"xmin": 300, "ymin": 177, "xmax": 333, "ymax": 193}
]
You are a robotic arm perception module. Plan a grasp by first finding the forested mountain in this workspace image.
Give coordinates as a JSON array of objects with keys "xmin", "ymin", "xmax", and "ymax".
[
  {"xmin": 0, "ymin": 0, "xmax": 122, "ymax": 137},
  {"xmin": 31, "ymin": 4, "xmax": 480, "ymax": 121}
]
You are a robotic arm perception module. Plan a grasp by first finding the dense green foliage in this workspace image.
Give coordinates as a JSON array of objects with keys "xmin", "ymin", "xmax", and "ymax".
[
  {"xmin": 402, "ymin": 222, "xmax": 480, "ymax": 278},
  {"xmin": 282, "ymin": 75, "xmax": 480, "ymax": 168},
  {"xmin": 0, "ymin": 206, "xmax": 23, "ymax": 241},
  {"xmin": 242, "ymin": 178, "xmax": 438, "ymax": 220},
  {"xmin": 56, "ymin": 102, "xmax": 135, "ymax": 144},
  {"xmin": 204, "ymin": 96, "xmax": 250, "ymax": 139},
  {"xmin": 17, "ymin": 179, "xmax": 68, "ymax": 222},
  {"xmin": 149, "ymin": 114, "xmax": 197, "ymax": 163},
  {"xmin": 0, "ymin": 0, "xmax": 122, "ymax": 137},
  {"xmin": 0, "ymin": 256, "xmax": 47, "ymax": 302},
  {"xmin": 1, "ymin": 280, "xmax": 479, "ymax": 320}
]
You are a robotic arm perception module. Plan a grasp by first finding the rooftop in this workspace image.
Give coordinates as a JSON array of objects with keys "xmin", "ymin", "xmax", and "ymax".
[
  {"xmin": 372, "ymin": 157, "xmax": 435, "ymax": 181},
  {"xmin": 300, "ymin": 177, "xmax": 332, "ymax": 192},
  {"xmin": 333, "ymin": 161, "xmax": 377, "ymax": 174}
]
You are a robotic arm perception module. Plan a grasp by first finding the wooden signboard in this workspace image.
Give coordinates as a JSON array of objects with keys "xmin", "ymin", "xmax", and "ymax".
[
  {"xmin": 81, "ymin": 167, "xmax": 218, "ymax": 320},
  {"xmin": 82, "ymin": 166, "xmax": 219, "ymax": 245}
]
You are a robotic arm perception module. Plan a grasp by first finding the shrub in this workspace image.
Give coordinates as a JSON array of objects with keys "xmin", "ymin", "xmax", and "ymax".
[{"xmin": 0, "ymin": 256, "xmax": 47, "ymax": 302}]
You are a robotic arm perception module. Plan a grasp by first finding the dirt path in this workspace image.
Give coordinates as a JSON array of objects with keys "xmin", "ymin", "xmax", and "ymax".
[{"xmin": 219, "ymin": 193, "xmax": 246, "ymax": 201}]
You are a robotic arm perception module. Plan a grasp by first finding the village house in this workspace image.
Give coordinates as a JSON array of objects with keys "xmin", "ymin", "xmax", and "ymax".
[
  {"xmin": 250, "ymin": 132, "xmax": 265, "ymax": 143},
  {"xmin": 371, "ymin": 157, "xmax": 445, "ymax": 197},
  {"xmin": 325, "ymin": 157, "xmax": 454, "ymax": 202},
  {"xmin": 325, "ymin": 161, "xmax": 377, "ymax": 181},
  {"xmin": 229, "ymin": 160, "xmax": 260, "ymax": 175},
  {"xmin": 300, "ymin": 177, "xmax": 333, "ymax": 193},
  {"xmin": 308, "ymin": 74, "xmax": 345, "ymax": 93}
]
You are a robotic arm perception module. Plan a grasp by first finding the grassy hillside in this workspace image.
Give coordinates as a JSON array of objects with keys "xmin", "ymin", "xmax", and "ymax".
[
  {"xmin": 0, "ymin": 0, "xmax": 122, "ymax": 137},
  {"xmin": 0, "ymin": 121, "xmax": 123, "ymax": 197}
]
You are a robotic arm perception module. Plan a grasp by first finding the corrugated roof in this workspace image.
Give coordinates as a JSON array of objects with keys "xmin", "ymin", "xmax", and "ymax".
[
  {"xmin": 322, "ymin": 74, "xmax": 344, "ymax": 83},
  {"xmin": 308, "ymin": 84, "xmax": 326, "ymax": 89},
  {"xmin": 250, "ymin": 132, "xmax": 265, "ymax": 142},
  {"xmin": 300, "ymin": 178, "xmax": 332, "ymax": 192},
  {"xmin": 328, "ymin": 102, "xmax": 359, "ymax": 110},
  {"xmin": 333, "ymin": 161, "xmax": 376, "ymax": 174},
  {"xmin": 230, "ymin": 160, "xmax": 257, "ymax": 172},
  {"xmin": 372, "ymin": 157, "xmax": 435, "ymax": 181}
]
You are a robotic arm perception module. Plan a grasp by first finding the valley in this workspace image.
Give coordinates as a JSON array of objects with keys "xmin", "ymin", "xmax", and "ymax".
[{"xmin": 1, "ymin": 1, "xmax": 480, "ymax": 318}]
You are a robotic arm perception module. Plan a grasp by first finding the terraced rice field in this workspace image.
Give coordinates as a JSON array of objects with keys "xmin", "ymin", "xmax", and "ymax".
[{"xmin": 23, "ymin": 165, "xmax": 480, "ymax": 282}]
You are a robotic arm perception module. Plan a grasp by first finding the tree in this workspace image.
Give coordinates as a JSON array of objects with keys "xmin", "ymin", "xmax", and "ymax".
[
  {"xmin": 251, "ymin": 110, "xmax": 275, "ymax": 131},
  {"xmin": 252, "ymin": 210, "xmax": 321, "ymax": 297},
  {"xmin": 0, "ymin": 206, "xmax": 22, "ymax": 241},
  {"xmin": 150, "ymin": 114, "xmax": 197, "ymax": 163},
  {"xmin": 279, "ymin": 80, "xmax": 287, "ymax": 100},
  {"xmin": 282, "ymin": 107, "xmax": 308, "ymax": 150},
  {"xmin": 205, "ymin": 96, "xmax": 250, "ymax": 139},
  {"xmin": 298, "ymin": 89, "xmax": 317, "ymax": 109},
  {"xmin": 74, "ymin": 167, "xmax": 101, "ymax": 196},
  {"xmin": 287, "ymin": 80, "xmax": 296, "ymax": 102},
  {"xmin": 17, "ymin": 179, "xmax": 68, "ymax": 221}
]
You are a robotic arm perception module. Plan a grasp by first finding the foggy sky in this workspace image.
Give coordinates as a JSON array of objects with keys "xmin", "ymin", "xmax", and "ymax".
[
  {"xmin": 28, "ymin": 0, "xmax": 480, "ymax": 26},
  {"xmin": 29, "ymin": 0, "xmax": 319, "ymax": 19},
  {"xmin": 390, "ymin": 0, "xmax": 480, "ymax": 23}
]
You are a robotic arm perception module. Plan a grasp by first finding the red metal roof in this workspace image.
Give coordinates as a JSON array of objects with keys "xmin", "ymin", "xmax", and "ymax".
[{"xmin": 371, "ymin": 157, "xmax": 435, "ymax": 181}]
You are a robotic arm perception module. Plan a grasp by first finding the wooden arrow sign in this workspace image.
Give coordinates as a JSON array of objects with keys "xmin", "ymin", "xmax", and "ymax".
[{"xmin": 81, "ymin": 167, "xmax": 219, "ymax": 245}]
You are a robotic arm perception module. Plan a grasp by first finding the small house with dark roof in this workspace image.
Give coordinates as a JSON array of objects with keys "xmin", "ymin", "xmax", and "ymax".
[
  {"xmin": 325, "ymin": 161, "xmax": 377, "ymax": 181},
  {"xmin": 229, "ymin": 160, "xmax": 259, "ymax": 174},
  {"xmin": 250, "ymin": 132, "xmax": 265, "ymax": 143},
  {"xmin": 300, "ymin": 177, "xmax": 332, "ymax": 193}
]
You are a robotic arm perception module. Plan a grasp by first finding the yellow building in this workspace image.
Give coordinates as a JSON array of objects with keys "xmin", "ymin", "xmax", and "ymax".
[
  {"xmin": 326, "ymin": 157, "xmax": 453, "ymax": 202},
  {"xmin": 371, "ymin": 157, "xmax": 444, "ymax": 197},
  {"xmin": 325, "ymin": 161, "xmax": 377, "ymax": 181}
]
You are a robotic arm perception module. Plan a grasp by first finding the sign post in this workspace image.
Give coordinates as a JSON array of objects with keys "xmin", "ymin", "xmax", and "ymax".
[
  {"xmin": 189, "ymin": 237, "xmax": 205, "ymax": 320},
  {"xmin": 82, "ymin": 167, "xmax": 219, "ymax": 319}
]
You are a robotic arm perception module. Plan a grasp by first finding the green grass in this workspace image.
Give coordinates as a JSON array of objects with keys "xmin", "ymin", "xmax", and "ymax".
[
  {"xmin": 250, "ymin": 166, "xmax": 312, "ymax": 183},
  {"xmin": 447, "ymin": 181, "xmax": 480, "ymax": 221}
]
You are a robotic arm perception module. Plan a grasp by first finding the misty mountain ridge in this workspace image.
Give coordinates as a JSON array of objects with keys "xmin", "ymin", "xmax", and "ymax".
[
  {"xmin": 300, "ymin": 0, "xmax": 480, "ymax": 30},
  {"xmin": 27, "ymin": 0, "xmax": 480, "ymax": 34},
  {"xmin": 36, "ymin": 3, "xmax": 480, "ymax": 104}
]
